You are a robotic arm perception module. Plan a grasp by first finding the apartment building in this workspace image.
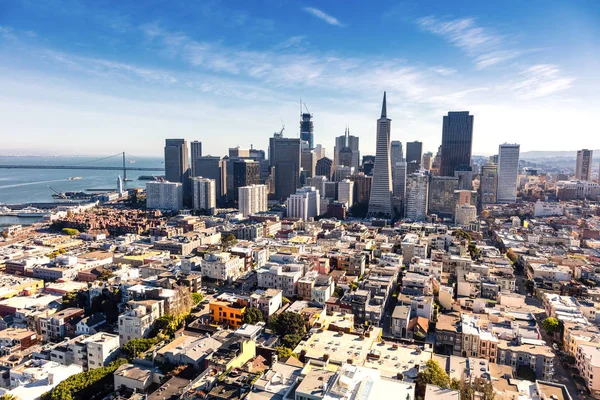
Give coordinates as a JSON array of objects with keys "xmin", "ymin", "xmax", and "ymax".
[
  {"xmin": 39, "ymin": 308, "xmax": 85, "ymax": 343},
  {"xmin": 86, "ymin": 332, "xmax": 120, "ymax": 370},
  {"xmin": 118, "ymin": 299, "xmax": 165, "ymax": 345},
  {"xmin": 200, "ymin": 252, "xmax": 245, "ymax": 282}
]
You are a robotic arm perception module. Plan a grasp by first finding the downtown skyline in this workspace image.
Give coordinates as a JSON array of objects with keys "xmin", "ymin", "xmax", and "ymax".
[{"xmin": 1, "ymin": 0, "xmax": 599, "ymax": 157}]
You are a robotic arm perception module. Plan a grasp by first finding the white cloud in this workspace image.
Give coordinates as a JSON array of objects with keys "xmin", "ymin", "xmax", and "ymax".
[
  {"xmin": 475, "ymin": 50, "xmax": 521, "ymax": 69},
  {"xmin": 303, "ymin": 7, "xmax": 344, "ymax": 27},
  {"xmin": 429, "ymin": 66, "xmax": 456, "ymax": 76},
  {"xmin": 417, "ymin": 16, "xmax": 499, "ymax": 53},
  {"xmin": 509, "ymin": 64, "xmax": 574, "ymax": 99}
]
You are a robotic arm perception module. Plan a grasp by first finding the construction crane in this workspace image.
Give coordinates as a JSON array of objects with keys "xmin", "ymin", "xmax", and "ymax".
[
  {"xmin": 48, "ymin": 186, "xmax": 66, "ymax": 199},
  {"xmin": 303, "ymin": 102, "xmax": 311, "ymax": 115}
]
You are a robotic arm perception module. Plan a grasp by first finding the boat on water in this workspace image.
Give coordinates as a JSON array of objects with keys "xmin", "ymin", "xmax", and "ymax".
[
  {"xmin": 68, "ymin": 177, "xmax": 82, "ymax": 180},
  {"xmin": 17, "ymin": 207, "xmax": 49, "ymax": 217},
  {"xmin": 129, "ymin": 160, "xmax": 136, "ymax": 164}
]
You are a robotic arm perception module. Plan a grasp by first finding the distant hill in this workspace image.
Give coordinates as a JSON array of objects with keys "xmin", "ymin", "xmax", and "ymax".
[{"xmin": 520, "ymin": 150, "xmax": 600, "ymax": 159}]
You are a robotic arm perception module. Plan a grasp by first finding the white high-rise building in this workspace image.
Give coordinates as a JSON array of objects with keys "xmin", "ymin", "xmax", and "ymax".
[
  {"xmin": 117, "ymin": 175, "xmax": 123, "ymax": 197},
  {"xmin": 238, "ymin": 184, "xmax": 268, "ymax": 217},
  {"xmin": 338, "ymin": 179, "xmax": 354, "ymax": 208},
  {"xmin": 146, "ymin": 181, "xmax": 183, "ymax": 212},
  {"xmin": 191, "ymin": 177, "xmax": 216, "ymax": 214},
  {"xmin": 576, "ymin": 149, "xmax": 593, "ymax": 181},
  {"xmin": 405, "ymin": 171, "xmax": 429, "ymax": 221},
  {"xmin": 286, "ymin": 186, "xmax": 320, "ymax": 220},
  {"xmin": 455, "ymin": 204, "xmax": 477, "ymax": 225},
  {"xmin": 367, "ymin": 92, "xmax": 394, "ymax": 219},
  {"xmin": 497, "ymin": 144, "xmax": 520, "ymax": 203}
]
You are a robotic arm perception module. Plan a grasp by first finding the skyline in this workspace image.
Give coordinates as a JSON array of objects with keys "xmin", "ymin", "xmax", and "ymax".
[{"xmin": 1, "ymin": 0, "xmax": 599, "ymax": 156}]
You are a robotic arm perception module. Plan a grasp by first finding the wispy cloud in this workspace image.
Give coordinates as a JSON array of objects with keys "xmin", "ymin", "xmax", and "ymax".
[
  {"xmin": 303, "ymin": 7, "xmax": 344, "ymax": 27},
  {"xmin": 509, "ymin": 64, "xmax": 574, "ymax": 99},
  {"xmin": 474, "ymin": 50, "xmax": 521, "ymax": 69},
  {"xmin": 417, "ymin": 16, "xmax": 499, "ymax": 53},
  {"xmin": 429, "ymin": 66, "xmax": 456, "ymax": 76}
]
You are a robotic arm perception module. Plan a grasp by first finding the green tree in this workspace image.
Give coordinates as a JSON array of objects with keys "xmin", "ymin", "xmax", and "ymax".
[
  {"xmin": 542, "ymin": 317, "xmax": 560, "ymax": 335},
  {"xmin": 282, "ymin": 296, "xmax": 291, "ymax": 304},
  {"xmin": 61, "ymin": 291, "xmax": 84, "ymax": 310},
  {"xmin": 450, "ymin": 378, "xmax": 495, "ymax": 400},
  {"xmin": 415, "ymin": 360, "xmax": 450, "ymax": 400},
  {"xmin": 243, "ymin": 307, "xmax": 264, "ymax": 325},
  {"xmin": 333, "ymin": 286, "xmax": 344, "ymax": 297},
  {"xmin": 191, "ymin": 292, "xmax": 204, "ymax": 305},
  {"xmin": 221, "ymin": 233, "xmax": 237, "ymax": 250},
  {"xmin": 122, "ymin": 338, "xmax": 157, "ymax": 359},
  {"xmin": 276, "ymin": 346, "xmax": 297, "ymax": 359},
  {"xmin": 282, "ymin": 333, "xmax": 303, "ymax": 349},
  {"xmin": 268, "ymin": 312, "xmax": 307, "ymax": 339},
  {"xmin": 349, "ymin": 282, "xmax": 358, "ymax": 291},
  {"xmin": 97, "ymin": 270, "xmax": 114, "ymax": 281},
  {"xmin": 61, "ymin": 227, "xmax": 80, "ymax": 236},
  {"xmin": 1, "ymin": 394, "xmax": 19, "ymax": 400}
]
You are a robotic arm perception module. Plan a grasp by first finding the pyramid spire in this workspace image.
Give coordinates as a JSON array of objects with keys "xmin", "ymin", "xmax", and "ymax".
[{"xmin": 381, "ymin": 91, "xmax": 387, "ymax": 118}]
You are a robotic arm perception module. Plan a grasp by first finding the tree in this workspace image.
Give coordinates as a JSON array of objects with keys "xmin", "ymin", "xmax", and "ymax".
[
  {"xmin": 191, "ymin": 292, "xmax": 204, "ymax": 305},
  {"xmin": 506, "ymin": 249, "xmax": 518, "ymax": 264},
  {"xmin": 61, "ymin": 227, "xmax": 80, "ymax": 236},
  {"xmin": 61, "ymin": 291, "xmax": 84, "ymax": 310},
  {"xmin": 525, "ymin": 279, "xmax": 535, "ymax": 293},
  {"xmin": 222, "ymin": 233, "xmax": 237, "ymax": 250},
  {"xmin": 276, "ymin": 346, "xmax": 297, "ymax": 359},
  {"xmin": 451, "ymin": 378, "xmax": 495, "ymax": 400},
  {"xmin": 97, "ymin": 270, "xmax": 114, "ymax": 281},
  {"xmin": 282, "ymin": 333, "xmax": 303, "ymax": 349},
  {"xmin": 243, "ymin": 307, "xmax": 264, "ymax": 325},
  {"xmin": 542, "ymin": 317, "xmax": 560, "ymax": 335},
  {"xmin": 1, "ymin": 231, "xmax": 9, "ymax": 239},
  {"xmin": 415, "ymin": 360, "xmax": 450, "ymax": 400},
  {"xmin": 122, "ymin": 338, "xmax": 157, "ymax": 359},
  {"xmin": 1, "ymin": 394, "xmax": 19, "ymax": 400},
  {"xmin": 282, "ymin": 297, "xmax": 291, "ymax": 304},
  {"xmin": 333, "ymin": 287, "xmax": 344, "ymax": 297},
  {"xmin": 349, "ymin": 282, "xmax": 358, "ymax": 292},
  {"xmin": 268, "ymin": 312, "xmax": 307, "ymax": 339}
]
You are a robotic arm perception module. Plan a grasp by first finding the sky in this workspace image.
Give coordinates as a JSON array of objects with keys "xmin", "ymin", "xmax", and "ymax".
[{"xmin": 0, "ymin": 0, "xmax": 599, "ymax": 158}]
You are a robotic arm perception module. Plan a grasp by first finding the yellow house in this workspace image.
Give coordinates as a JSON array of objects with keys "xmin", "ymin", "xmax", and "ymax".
[{"xmin": 209, "ymin": 295, "xmax": 247, "ymax": 328}]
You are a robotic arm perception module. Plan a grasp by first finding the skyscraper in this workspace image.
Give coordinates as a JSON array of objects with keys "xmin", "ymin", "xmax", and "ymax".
[
  {"xmin": 233, "ymin": 160, "xmax": 260, "ymax": 201},
  {"xmin": 315, "ymin": 157, "xmax": 333, "ymax": 180},
  {"xmin": 146, "ymin": 181, "xmax": 183, "ymax": 212},
  {"xmin": 191, "ymin": 177, "xmax": 216, "ymax": 215},
  {"xmin": 269, "ymin": 135, "xmax": 301, "ymax": 201},
  {"xmin": 164, "ymin": 139, "xmax": 189, "ymax": 184},
  {"xmin": 428, "ymin": 176, "xmax": 459, "ymax": 219},
  {"xmin": 392, "ymin": 161, "xmax": 407, "ymax": 200},
  {"xmin": 338, "ymin": 179, "xmax": 354, "ymax": 208},
  {"xmin": 286, "ymin": 187, "xmax": 320, "ymax": 220},
  {"xmin": 367, "ymin": 92, "xmax": 393, "ymax": 219},
  {"xmin": 497, "ymin": 144, "xmax": 520, "ymax": 203},
  {"xmin": 406, "ymin": 141, "xmax": 423, "ymax": 175},
  {"xmin": 349, "ymin": 173, "xmax": 372, "ymax": 205},
  {"xmin": 190, "ymin": 141, "xmax": 203, "ymax": 177},
  {"xmin": 422, "ymin": 152, "xmax": 433, "ymax": 171},
  {"xmin": 479, "ymin": 163, "xmax": 498, "ymax": 206},
  {"xmin": 300, "ymin": 111, "xmax": 314, "ymax": 149},
  {"xmin": 440, "ymin": 111, "xmax": 474, "ymax": 177},
  {"xmin": 334, "ymin": 127, "xmax": 360, "ymax": 170},
  {"xmin": 576, "ymin": 149, "xmax": 593, "ymax": 181},
  {"xmin": 454, "ymin": 166, "xmax": 473, "ymax": 190},
  {"xmin": 405, "ymin": 171, "xmax": 429, "ymax": 221},
  {"xmin": 238, "ymin": 184, "xmax": 268, "ymax": 217},
  {"xmin": 391, "ymin": 141, "xmax": 404, "ymax": 164},
  {"xmin": 194, "ymin": 156, "xmax": 227, "ymax": 205}
]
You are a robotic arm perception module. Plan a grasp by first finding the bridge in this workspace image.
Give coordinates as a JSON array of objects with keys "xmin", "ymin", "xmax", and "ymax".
[{"xmin": 0, "ymin": 152, "xmax": 164, "ymax": 180}]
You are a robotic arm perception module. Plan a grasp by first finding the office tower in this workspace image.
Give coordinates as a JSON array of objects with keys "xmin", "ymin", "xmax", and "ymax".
[
  {"xmin": 405, "ymin": 171, "xmax": 429, "ymax": 221},
  {"xmin": 117, "ymin": 175, "xmax": 123, "ymax": 197},
  {"xmin": 301, "ymin": 150, "xmax": 316, "ymax": 179},
  {"xmin": 338, "ymin": 179, "xmax": 354, "ymax": 208},
  {"xmin": 440, "ymin": 111, "xmax": 474, "ymax": 177},
  {"xmin": 146, "ymin": 181, "xmax": 183, "ymax": 212},
  {"xmin": 349, "ymin": 173, "xmax": 372, "ymax": 204},
  {"xmin": 479, "ymin": 163, "xmax": 498, "ymax": 205},
  {"xmin": 249, "ymin": 147, "xmax": 270, "ymax": 182},
  {"xmin": 430, "ymin": 146, "xmax": 442, "ymax": 176},
  {"xmin": 391, "ymin": 141, "xmax": 404, "ymax": 164},
  {"xmin": 194, "ymin": 156, "xmax": 227, "ymax": 205},
  {"xmin": 334, "ymin": 127, "xmax": 360, "ymax": 170},
  {"xmin": 362, "ymin": 160, "xmax": 375, "ymax": 176},
  {"xmin": 454, "ymin": 166, "xmax": 473, "ymax": 190},
  {"xmin": 422, "ymin": 152, "xmax": 433, "ymax": 171},
  {"xmin": 269, "ymin": 135, "xmax": 301, "ymax": 202},
  {"xmin": 324, "ymin": 182, "xmax": 338, "ymax": 199},
  {"xmin": 191, "ymin": 177, "xmax": 216, "ymax": 215},
  {"xmin": 392, "ymin": 161, "xmax": 407, "ymax": 200},
  {"xmin": 229, "ymin": 147, "xmax": 250, "ymax": 158},
  {"xmin": 453, "ymin": 190, "xmax": 478, "ymax": 208},
  {"xmin": 286, "ymin": 187, "xmax": 320, "ymax": 220},
  {"xmin": 497, "ymin": 144, "xmax": 520, "ymax": 203},
  {"xmin": 190, "ymin": 141, "xmax": 203, "ymax": 177},
  {"xmin": 233, "ymin": 160, "xmax": 260, "ymax": 201},
  {"xmin": 306, "ymin": 176, "xmax": 327, "ymax": 197},
  {"xmin": 164, "ymin": 138, "xmax": 189, "ymax": 183},
  {"xmin": 327, "ymin": 202, "xmax": 347, "ymax": 220},
  {"xmin": 315, "ymin": 157, "xmax": 333, "ymax": 180},
  {"xmin": 334, "ymin": 166, "xmax": 354, "ymax": 182},
  {"xmin": 428, "ymin": 176, "xmax": 459, "ymax": 219},
  {"xmin": 576, "ymin": 149, "xmax": 593, "ymax": 181},
  {"xmin": 314, "ymin": 144, "xmax": 327, "ymax": 161},
  {"xmin": 455, "ymin": 204, "xmax": 477, "ymax": 225},
  {"xmin": 406, "ymin": 141, "xmax": 423, "ymax": 174},
  {"xmin": 367, "ymin": 92, "xmax": 394, "ymax": 219},
  {"xmin": 238, "ymin": 184, "xmax": 268, "ymax": 217},
  {"xmin": 300, "ymin": 111, "xmax": 314, "ymax": 149},
  {"xmin": 490, "ymin": 154, "xmax": 499, "ymax": 164}
]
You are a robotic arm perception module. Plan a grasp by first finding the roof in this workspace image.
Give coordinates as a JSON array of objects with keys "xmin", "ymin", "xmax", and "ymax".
[
  {"xmin": 425, "ymin": 384, "xmax": 460, "ymax": 400},
  {"xmin": 392, "ymin": 305, "xmax": 410, "ymax": 319},
  {"xmin": 408, "ymin": 317, "xmax": 429, "ymax": 332}
]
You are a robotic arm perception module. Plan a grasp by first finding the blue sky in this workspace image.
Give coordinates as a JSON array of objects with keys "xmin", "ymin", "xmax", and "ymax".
[{"xmin": 1, "ymin": 0, "xmax": 599, "ymax": 157}]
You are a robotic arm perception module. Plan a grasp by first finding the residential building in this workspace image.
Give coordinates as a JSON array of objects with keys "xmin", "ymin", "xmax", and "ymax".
[
  {"xmin": 428, "ymin": 176, "xmax": 459, "ymax": 219},
  {"xmin": 86, "ymin": 332, "xmax": 120, "ymax": 370},
  {"xmin": 118, "ymin": 299, "xmax": 165, "ymax": 345},
  {"xmin": 367, "ymin": 92, "xmax": 394, "ymax": 219},
  {"xmin": 286, "ymin": 186, "xmax": 320, "ymax": 220},
  {"xmin": 209, "ymin": 293, "xmax": 247, "ymax": 328},
  {"xmin": 256, "ymin": 263, "xmax": 303, "ymax": 297},
  {"xmin": 405, "ymin": 171, "xmax": 429, "ymax": 221},
  {"xmin": 146, "ymin": 181, "xmax": 183, "ymax": 212},
  {"xmin": 455, "ymin": 204, "xmax": 477, "ymax": 225},
  {"xmin": 238, "ymin": 184, "xmax": 268, "ymax": 217},
  {"xmin": 497, "ymin": 144, "xmax": 520, "ymax": 203},
  {"xmin": 392, "ymin": 305, "xmax": 411, "ymax": 338},
  {"xmin": 191, "ymin": 177, "xmax": 216, "ymax": 215},
  {"xmin": 39, "ymin": 308, "xmax": 85, "ymax": 343},
  {"xmin": 200, "ymin": 252, "xmax": 245, "ymax": 282}
]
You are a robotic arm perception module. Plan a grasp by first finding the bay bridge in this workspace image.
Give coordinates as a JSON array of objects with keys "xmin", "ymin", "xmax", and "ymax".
[{"xmin": 0, "ymin": 152, "xmax": 164, "ymax": 180}]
